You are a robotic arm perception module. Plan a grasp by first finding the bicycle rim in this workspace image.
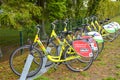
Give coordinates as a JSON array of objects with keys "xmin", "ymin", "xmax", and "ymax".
[
  {"xmin": 106, "ymin": 32, "xmax": 116, "ymax": 42},
  {"xmin": 97, "ymin": 42, "xmax": 104, "ymax": 53},
  {"xmin": 9, "ymin": 45, "xmax": 43, "ymax": 77},
  {"xmin": 64, "ymin": 46, "xmax": 94, "ymax": 72}
]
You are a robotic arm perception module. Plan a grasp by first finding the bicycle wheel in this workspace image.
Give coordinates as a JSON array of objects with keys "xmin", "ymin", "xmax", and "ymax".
[
  {"xmin": 106, "ymin": 32, "xmax": 117, "ymax": 42},
  {"xmin": 64, "ymin": 46, "xmax": 94, "ymax": 72},
  {"xmin": 90, "ymin": 40, "xmax": 99, "ymax": 60},
  {"xmin": 78, "ymin": 39, "xmax": 99, "ymax": 62},
  {"xmin": 9, "ymin": 45, "xmax": 43, "ymax": 77},
  {"xmin": 31, "ymin": 39, "xmax": 58, "ymax": 67},
  {"xmin": 97, "ymin": 42, "xmax": 104, "ymax": 53}
]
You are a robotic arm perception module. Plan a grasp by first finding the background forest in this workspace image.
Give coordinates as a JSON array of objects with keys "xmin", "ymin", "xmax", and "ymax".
[{"xmin": 0, "ymin": 0, "xmax": 120, "ymax": 35}]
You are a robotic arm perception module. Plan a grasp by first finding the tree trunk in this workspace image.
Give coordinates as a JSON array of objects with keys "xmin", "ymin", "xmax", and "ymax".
[
  {"xmin": 36, "ymin": 0, "xmax": 47, "ymax": 39},
  {"xmin": 41, "ymin": 19, "xmax": 47, "ymax": 39}
]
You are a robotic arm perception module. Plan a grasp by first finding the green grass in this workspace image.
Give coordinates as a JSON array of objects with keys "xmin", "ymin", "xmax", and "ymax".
[
  {"xmin": 116, "ymin": 72, "xmax": 120, "ymax": 77},
  {"xmin": 115, "ymin": 64, "xmax": 120, "ymax": 68},
  {"xmin": 0, "ymin": 28, "xmax": 32, "ymax": 46},
  {"xmin": 46, "ymin": 67, "xmax": 56, "ymax": 75},
  {"xmin": 34, "ymin": 76, "xmax": 51, "ymax": 80},
  {"xmin": 111, "ymin": 16, "xmax": 120, "ymax": 23},
  {"xmin": 80, "ymin": 72, "xmax": 89, "ymax": 77},
  {"xmin": 102, "ymin": 77, "xmax": 117, "ymax": 80},
  {"xmin": 0, "ymin": 28, "xmax": 19, "ymax": 45}
]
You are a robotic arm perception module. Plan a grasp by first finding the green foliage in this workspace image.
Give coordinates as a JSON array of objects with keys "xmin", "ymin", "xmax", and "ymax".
[
  {"xmin": 0, "ymin": 0, "xmax": 42, "ymax": 32},
  {"xmin": 46, "ymin": 0, "xmax": 67, "ymax": 22},
  {"xmin": 87, "ymin": 0, "xmax": 120, "ymax": 20},
  {"xmin": 87, "ymin": 0, "xmax": 101, "ymax": 16},
  {"xmin": 34, "ymin": 76, "xmax": 51, "ymax": 80},
  {"xmin": 0, "ymin": 0, "xmax": 86, "ymax": 35},
  {"xmin": 66, "ymin": 0, "xmax": 85, "ymax": 19}
]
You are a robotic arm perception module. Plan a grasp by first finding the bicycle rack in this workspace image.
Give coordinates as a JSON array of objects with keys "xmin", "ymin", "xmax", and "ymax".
[{"xmin": 19, "ymin": 54, "xmax": 49, "ymax": 80}]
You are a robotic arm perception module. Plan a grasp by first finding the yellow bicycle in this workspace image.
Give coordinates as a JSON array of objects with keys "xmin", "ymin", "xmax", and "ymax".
[
  {"xmin": 88, "ymin": 16, "xmax": 117, "ymax": 42},
  {"xmin": 9, "ymin": 22, "xmax": 94, "ymax": 77}
]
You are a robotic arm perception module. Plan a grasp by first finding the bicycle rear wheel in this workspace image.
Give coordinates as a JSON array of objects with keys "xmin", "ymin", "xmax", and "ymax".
[
  {"xmin": 97, "ymin": 42, "xmax": 104, "ymax": 53},
  {"xmin": 64, "ymin": 46, "xmax": 94, "ymax": 72},
  {"xmin": 106, "ymin": 32, "xmax": 117, "ymax": 42},
  {"xmin": 9, "ymin": 45, "xmax": 43, "ymax": 77}
]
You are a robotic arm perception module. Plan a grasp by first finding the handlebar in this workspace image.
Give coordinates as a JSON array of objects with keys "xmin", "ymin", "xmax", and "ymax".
[
  {"xmin": 64, "ymin": 18, "xmax": 69, "ymax": 27},
  {"xmin": 36, "ymin": 24, "xmax": 41, "ymax": 34},
  {"xmin": 51, "ymin": 20, "xmax": 59, "ymax": 29}
]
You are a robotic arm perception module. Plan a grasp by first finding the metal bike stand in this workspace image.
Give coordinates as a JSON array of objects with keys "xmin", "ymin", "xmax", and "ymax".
[
  {"xmin": 26, "ymin": 47, "xmax": 54, "ymax": 80},
  {"xmin": 19, "ymin": 54, "xmax": 34, "ymax": 80},
  {"xmin": 26, "ymin": 56, "xmax": 48, "ymax": 80},
  {"xmin": 19, "ymin": 47, "xmax": 53, "ymax": 80},
  {"xmin": 19, "ymin": 54, "xmax": 51, "ymax": 80}
]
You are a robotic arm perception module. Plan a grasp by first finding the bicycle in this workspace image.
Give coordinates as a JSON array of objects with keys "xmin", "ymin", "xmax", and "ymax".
[
  {"xmin": 61, "ymin": 19, "xmax": 99, "ymax": 61},
  {"xmin": 108, "ymin": 21, "xmax": 120, "ymax": 39},
  {"xmin": 9, "ymin": 22, "xmax": 94, "ymax": 77},
  {"xmin": 89, "ymin": 16, "xmax": 117, "ymax": 42}
]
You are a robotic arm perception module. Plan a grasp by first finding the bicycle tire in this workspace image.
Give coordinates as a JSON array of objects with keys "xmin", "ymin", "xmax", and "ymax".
[
  {"xmin": 77, "ymin": 40, "xmax": 99, "ymax": 62},
  {"xmin": 31, "ymin": 40, "xmax": 58, "ymax": 67},
  {"xmin": 64, "ymin": 46, "xmax": 94, "ymax": 72},
  {"xmin": 106, "ymin": 32, "xmax": 117, "ymax": 42},
  {"xmin": 97, "ymin": 42, "xmax": 104, "ymax": 53},
  {"xmin": 88, "ymin": 40, "xmax": 99, "ymax": 60},
  {"xmin": 9, "ymin": 45, "xmax": 43, "ymax": 77}
]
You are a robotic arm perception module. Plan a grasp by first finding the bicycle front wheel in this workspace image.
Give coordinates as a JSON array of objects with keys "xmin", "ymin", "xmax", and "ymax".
[
  {"xmin": 9, "ymin": 45, "xmax": 43, "ymax": 77},
  {"xmin": 64, "ymin": 46, "xmax": 94, "ymax": 72},
  {"xmin": 97, "ymin": 42, "xmax": 104, "ymax": 53}
]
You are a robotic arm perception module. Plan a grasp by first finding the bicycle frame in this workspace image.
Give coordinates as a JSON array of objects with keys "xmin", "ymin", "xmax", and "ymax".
[
  {"xmin": 87, "ymin": 20, "xmax": 115, "ymax": 38},
  {"xmin": 33, "ymin": 27, "xmax": 80, "ymax": 63},
  {"xmin": 94, "ymin": 20, "xmax": 115, "ymax": 37}
]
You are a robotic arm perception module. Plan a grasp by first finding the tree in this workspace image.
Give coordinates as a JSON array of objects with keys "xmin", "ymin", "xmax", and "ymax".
[
  {"xmin": 87, "ymin": 0, "xmax": 101, "ymax": 16},
  {"xmin": 65, "ymin": 0, "xmax": 85, "ymax": 18},
  {"xmin": 35, "ymin": 0, "xmax": 67, "ymax": 38},
  {"xmin": 87, "ymin": 0, "xmax": 120, "ymax": 20},
  {"xmin": 0, "ymin": 0, "xmax": 42, "ymax": 32}
]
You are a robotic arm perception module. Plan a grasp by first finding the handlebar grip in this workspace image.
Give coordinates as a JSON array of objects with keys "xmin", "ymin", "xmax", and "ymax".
[
  {"xmin": 36, "ymin": 24, "xmax": 41, "ymax": 29},
  {"xmin": 51, "ymin": 20, "xmax": 59, "ymax": 29},
  {"xmin": 64, "ymin": 18, "xmax": 69, "ymax": 23},
  {"xmin": 52, "ymin": 20, "xmax": 59, "ymax": 24}
]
